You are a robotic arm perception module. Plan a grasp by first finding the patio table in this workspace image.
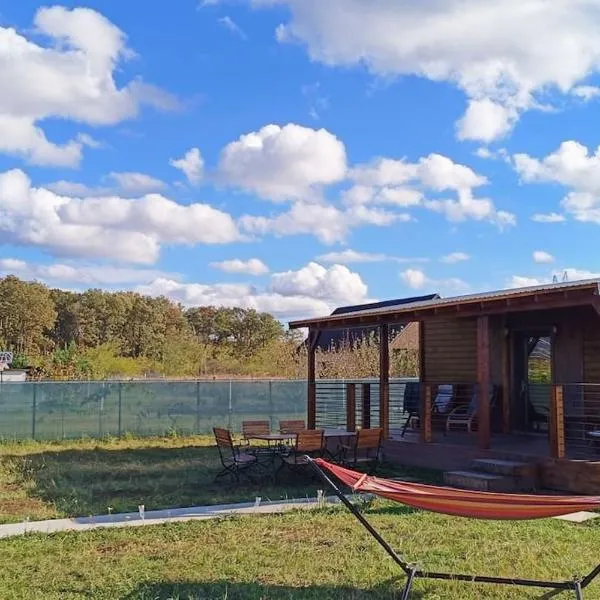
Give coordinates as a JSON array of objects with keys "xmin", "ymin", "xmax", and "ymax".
[{"xmin": 323, "ymin": 430, "xmax": 357, "ymax": 460}]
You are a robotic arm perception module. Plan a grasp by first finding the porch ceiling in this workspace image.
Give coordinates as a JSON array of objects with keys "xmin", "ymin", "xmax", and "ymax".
[{"xmin": 289, "ymin": 279, "xmax": 600, "ymax": 330}]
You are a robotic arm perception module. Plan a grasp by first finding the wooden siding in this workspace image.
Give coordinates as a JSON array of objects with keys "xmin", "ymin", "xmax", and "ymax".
[
  {"xmin": 584, "ymin": 315, "xmax": 600, "ymax": 383},
  {"xmin": 423, "ymin": 318, "xmax": 477, "ymax": 383}
]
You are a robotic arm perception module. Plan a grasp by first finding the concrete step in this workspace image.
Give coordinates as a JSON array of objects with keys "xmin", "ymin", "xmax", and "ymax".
[
  {"xmin": 443, "ymin": 470, "xmax": 518, "ymax": 492},
  {"xmin": 470, "ymin": 458, "xmax": 534, "ymax": 477}
]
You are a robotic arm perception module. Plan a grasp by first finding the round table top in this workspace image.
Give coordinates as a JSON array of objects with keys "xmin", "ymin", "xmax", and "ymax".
[{"xmin": 246, "ymin": 433, "xmax": 296, "ymax": 441}]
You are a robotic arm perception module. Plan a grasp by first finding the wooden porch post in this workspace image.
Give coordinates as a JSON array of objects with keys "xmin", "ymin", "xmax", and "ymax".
[
  {"xmin": 549, "ymin": 385, "xmax": 566, "ymax": 459},
  {"xmin": 419, "ymin": 321, "xmax": 432, "ymax": 442},
  {"xmin": 361, "ymin": 384, "xmax": 371, "ymax": 429},
  {"xmin": 501, "ymin": 328, "xmax": 511, "ymax": 434},
  {"xmin": 346, "ymin": 383, "xmax": 356, "ymax": 432},
  {"xmin": 379, "ymin": 323, "xmax": 390, "ymax": 439},
  {"xmin": 307, "ymin": 328, "xmax": 317, "ymax": 429},
  {"xmin": 477, "ymin": 316, "xmax": 491, "ymax": 450}
]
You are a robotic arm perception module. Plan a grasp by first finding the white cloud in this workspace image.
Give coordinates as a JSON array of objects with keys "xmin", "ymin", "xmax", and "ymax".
[
  {"xmin": 475, "ymin": 147, "xmax": 493, "ymax": 159},
  {"xmin": 0, "ymin": 258, "xmax": 176, "ymax": 286},
  {"xmin": 532, "ymin": 212, "xmax": 566, "ymax": 223},
  {"xmin": 240, "ymin": 201, "xmax": 401, "ymax": 244},
  {"xmin": 0, "ymin": 169, "xmax": 241, "ymax": 264},
  {"xmin": 170, "ymin": 147, "xmax": 204, "ymax": 185},
  {"xmin": 345, "ymin": 152, "xmax": 513, "ymax": 227},
  {"xmin": 0, "ymin": 7, "xmax": 177, "ymax": 167},
  {"xmin": 249, "ymin": 0, "xmax": 600, "ymax": 141},
  {"xmin": 317, "ymin": 249, "xmax": 387, "ymax": 264},
  {"xmin": 218, "ymin": 16, "xmax": 248, "ymax": 39},
  {"xmin": 219, "ymin": 123, "xmax": 347, "ymax": 201},
  {"xmin": 508, "ymin": 268, "xmax": 600, "ymax": 289},
  {"xmin": 441, "ymin": 252, "xmax": 470, "ymax": 264},
  {"xmin": 136, "ymin": 262, "xmax": 370, "ymax": 320},
  {"xmin": 107, "ymin": 172, "xmax": 167, "ymax": 194},
  {"xmin": 210, "ymin": 258, "xmax": 269, "ymax": 275},
  {"xmin": 400, "ymin": 267, "xmax": 469, "ymax": 293},
  {"xmin": 533, "ymin": 250, "xmax": 554, "ymax": 264},
  {"xmin": 572, "ymin": 85, "xmax": 600, "ymax": 101},
  {"xmin": 514, "ymin": 141, "xmax": 600, "ymax": 223}
]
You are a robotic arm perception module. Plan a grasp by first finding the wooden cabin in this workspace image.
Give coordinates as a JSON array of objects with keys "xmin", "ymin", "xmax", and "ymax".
[{"xmin": 289, "ymin": 279, "xmax": 600, "ymax": 494}]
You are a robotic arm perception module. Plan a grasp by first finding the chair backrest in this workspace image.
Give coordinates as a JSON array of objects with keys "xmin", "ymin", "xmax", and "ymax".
[
  {"xmin": 279, "ymin": 420, "xmax": 306, "ymax": 434},
  {"xmin": 435, "ymin": 384, "xmax": 453, "ymax": 414},
  {"xmin": 242, "ymin": 420, "xmax": 270, "ymax": 438},
  {"xmin": 295, "ymin": 429, "xmax": 324, "ymax": 453},
  {"xmin": 213, "ymin": 427, "xmax": 235, "ymax": 461},
  {"xmin": 403, "ymin": 382, "xmax": 420, "ymax": 414},
  {"xmin": 356, "ymin": 427, "xmax": 383, "ymax": 450}
]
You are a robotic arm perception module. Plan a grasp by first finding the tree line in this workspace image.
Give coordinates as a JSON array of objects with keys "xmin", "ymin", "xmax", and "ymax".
[{"xmin": 0, "ymin": 275, "xmax": 418, "ymax": 380}]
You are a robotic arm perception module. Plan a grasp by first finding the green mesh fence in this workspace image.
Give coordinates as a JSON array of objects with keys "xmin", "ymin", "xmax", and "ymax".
[{"xmin": 0, "ymin": 380, "xmax": 307, "ymax": 441}]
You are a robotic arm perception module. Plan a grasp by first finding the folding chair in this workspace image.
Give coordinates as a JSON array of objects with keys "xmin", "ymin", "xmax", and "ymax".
[
  {"xmin": 341, "ymin": 427, "xmax": 383, "ymax": 473},
  {"xmin": 279, "ymin": 419, "xmax": 306, "ymax": 434},
  {"xmin": 446, "ymin": 385, "xmax": 498, "ymax": 433},
  {"xmin": 277, "ymin": 429, "xmax": 324, "ymax": 479},
  {"xmin": 400, "ymin": 382, "xmax": 420, "ymax": 436},
  {"xmin": 213, "ymin": 427, "xmax": 260, "ymax": 482}
]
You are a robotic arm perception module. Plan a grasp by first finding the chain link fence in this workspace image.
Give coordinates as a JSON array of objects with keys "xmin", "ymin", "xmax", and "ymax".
[{"xmin": 0, "ymin": 380, "xmax": 307, "ymax": 440}]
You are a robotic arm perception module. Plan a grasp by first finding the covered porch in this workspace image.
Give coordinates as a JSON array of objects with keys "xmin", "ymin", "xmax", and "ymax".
[{"xmin": 289, "ymin": 279, "xmax": 600, "ymax": 494}]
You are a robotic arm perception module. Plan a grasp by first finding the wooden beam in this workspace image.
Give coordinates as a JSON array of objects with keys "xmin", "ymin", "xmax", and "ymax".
[
  {"xmin": 307, "ymin": 329, "xmax": 317, "ymax": 429},
  {"xmin": 346, "ymin": 383, "xmax": 356, "ymax": 432},
  {"xmin": 549, "ymin": 385, "xmax": 566, "ymax": 459},
  {"xmin": 501, "ymin": 327, "xmax": 511, "ymax": 434},
  {"xmin": 361, "ymin": 383, "xmax": 371, "ymax": 429},
  {"xmin": 477, "ymin": 315, "xmax": 491, "ymax": 450},
  {"xmin": 379, "ymin": 323, "xmax": 390, "ymax": 439}
]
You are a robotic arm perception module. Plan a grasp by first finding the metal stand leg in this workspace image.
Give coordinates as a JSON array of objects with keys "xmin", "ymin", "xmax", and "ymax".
[
  {"xmin": 400, "ymin": 568, "xmax": 416, "ymax": 600},
  {"xmin": 574, "ymin": 581, "xmax": 583, "ymax": 600}
]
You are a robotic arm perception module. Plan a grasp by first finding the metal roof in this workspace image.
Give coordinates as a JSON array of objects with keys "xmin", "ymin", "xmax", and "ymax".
[{"xmin": 289, "ymin": 278, "xmax": 600, "ymax": 329}]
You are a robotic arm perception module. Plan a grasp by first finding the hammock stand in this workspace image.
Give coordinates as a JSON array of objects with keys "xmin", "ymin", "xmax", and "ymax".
[{"xmin": 308, "ymin": 457, "xmax": 600, "ymax": 600}]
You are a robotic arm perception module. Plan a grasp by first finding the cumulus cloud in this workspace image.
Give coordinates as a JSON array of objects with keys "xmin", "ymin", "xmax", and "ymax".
[
  {"xmin": 0, "ymin": 258, "xmax": 176, "ymax": 286},
  {"xmin": 514, "ymin": 141, "xmax": 600, "ymax": 224},
  {"xmin": 317, "ymin": 249, "xmax": 388, "ymax": 264},
  {"xmin": 346, "ymin": 152, "xmax": 513, "ymax": 227},
  {"xmin": 46, "ymin": 172, "xmax": 167, "ymax": 198},
  {"xmin": 210, "ymin": 258, "xmax": 269, "ymax": 275},
  {"xmin": 0, "ymin": 6, "xmax": 177, "ymax": 167},
  {"xmin": 400, "ymin": 268, "xmax": 469, "ymax": 293},
  {"xmin": 533, "ymin": 250, "xmax": 554, "ymax": 264},
  {"xmin": 218, "ymin": 16, "xmax": 248, "ymax": 39},
  {"xmin": 170, "ymin": 148, "xmax": 204, "ymax": 185},
  {"xmin": 572, "ymin": 85, "xmax": 600, "ymax": 101},
  {"xmin": 240, "ymin": 201, "xmax": 402, "ymax": 244},
  {"xmin": 219, "ymin": 123, "xmax": 347, "ymax": 201},
  {"xmin": 508, "ymin": 268, "xmax": 600, "ymax": 288},
  {"xmin": 136, "ymin": 262, "xmax": 370, "ymax": 320},
  {"xmin": 248, "ymin": 0, "xmax": 600, "ymax": 141},
  {"xmin": 0, "ymin": 169, "xmax": 241, "ymax": 264}
]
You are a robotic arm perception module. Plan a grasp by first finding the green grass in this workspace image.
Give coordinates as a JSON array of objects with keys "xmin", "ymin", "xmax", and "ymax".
[
  {"xmin": 0, "ymin": 435, "xmax": 438, "ymax": 523},
  {"xmin": 0, "ymin": 505, "xmax": 599, "ymax": 599},
  {"xmin": 1, "ymin": 436, "xmax": 598, "ymax": 599}
]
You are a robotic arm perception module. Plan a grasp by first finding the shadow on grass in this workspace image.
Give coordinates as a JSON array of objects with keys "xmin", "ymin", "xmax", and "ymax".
[
  {"xmin": 119, "ymin": 578, "xmax": 422, "ymax": 600},
  {"xmin": 3, "ymin": 444, "xmax": 326, "ymax": 519}
]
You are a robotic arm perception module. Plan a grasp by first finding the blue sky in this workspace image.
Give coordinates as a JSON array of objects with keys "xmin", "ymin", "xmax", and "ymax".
[{"xmin": 1, "ymin": 1, "xmax": 600, "ymax": 320}]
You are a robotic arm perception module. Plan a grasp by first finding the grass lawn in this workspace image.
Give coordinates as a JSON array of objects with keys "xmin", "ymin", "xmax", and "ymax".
[
  {"xmin": 0, "ymin": 435, "xmax": 438, "ymax": 523},
  {"xmin": 0, "ymin": 504, "xmax": 599, "ymax": 599}
]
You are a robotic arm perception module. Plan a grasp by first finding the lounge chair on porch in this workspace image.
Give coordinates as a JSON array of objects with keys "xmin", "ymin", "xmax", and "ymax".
[{"xmin": 446, "ymin": 385, "xmax": 498, "ymax": 433}]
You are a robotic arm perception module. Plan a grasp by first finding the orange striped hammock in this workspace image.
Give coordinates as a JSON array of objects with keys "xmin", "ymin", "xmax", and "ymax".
[
  {"xmin": 310, "ymin": 458, "xmax": 600, "ymax": 598},
  {"xmin": 314, "ymin": 459, "xmax": 600, "ymax": 520}
]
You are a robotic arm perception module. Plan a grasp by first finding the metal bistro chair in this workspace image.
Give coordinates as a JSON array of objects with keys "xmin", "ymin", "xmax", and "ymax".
[
  {"xmin": 277, "ymin": 429, "xmax": 324, "ymax": 479},
  {"xmin": 341, "ymin": 428, "xmax": 383, "ymax": 474},
  {"xmin": 213, "ymin": 427, "xmax": 261, "ymax": 483}
]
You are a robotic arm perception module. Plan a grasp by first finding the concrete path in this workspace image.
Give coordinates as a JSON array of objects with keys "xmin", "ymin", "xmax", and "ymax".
[{"xmin": 0, "ymin": 494, "xmax": 352, "ymax": 539}]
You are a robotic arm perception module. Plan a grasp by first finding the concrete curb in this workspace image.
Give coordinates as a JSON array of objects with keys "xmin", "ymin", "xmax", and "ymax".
[{"xmin": 0, "ymin": 494, "xmax": 360, "ymax": 539}]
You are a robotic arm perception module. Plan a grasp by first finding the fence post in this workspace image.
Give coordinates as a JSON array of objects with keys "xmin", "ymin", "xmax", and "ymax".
[
  {"xmin": 31, "ymin": 382, "xmax": 37, "ymax": 440},
  {"xmin": 118, "ymin": 382, "xmax": 123, "ymax": 437},
  {"xmin": 550, "ymin": 385, "xmax": 565, "ymax": 459},
  {"xmin": 346, "ymin": 383, "xmax": 356, "ymax": 432},
  {"xmin": 98, "ymin": 382, "xmax": 103, "ymax": 438},
  {"xmin": 420, "ymin": 384, "xmax": 432, "ymax": 443},
  {"xmin": 228, "ymin": 379, "xmax": 233, "ymax": 431},
  {"xmin": 268, "ymin": 380, "xmax": 274, "ymax": 431},
  {"xmin": 195, "ymin": 380, "xmax": 201, "ymax": 434}
]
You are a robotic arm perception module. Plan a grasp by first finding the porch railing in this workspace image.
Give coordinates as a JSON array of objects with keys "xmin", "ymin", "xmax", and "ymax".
[{"xmin": 560, "ymin": 383, "xmax": 600, "ymax": 459}]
